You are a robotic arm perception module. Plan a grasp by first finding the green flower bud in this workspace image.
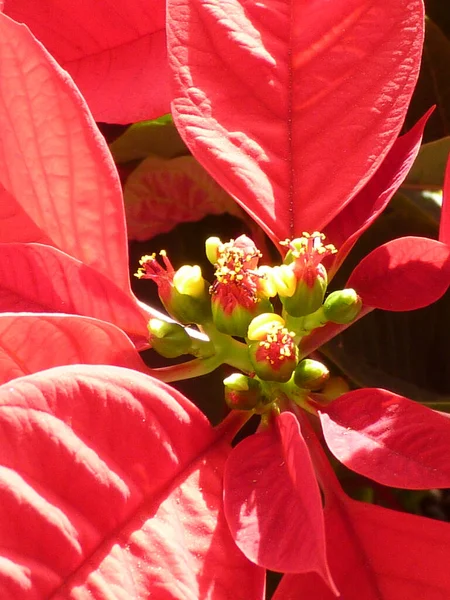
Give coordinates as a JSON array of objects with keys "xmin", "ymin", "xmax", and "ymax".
[
  {"xmin": 294, "ymin": 358, "xmax": 330, "ymax": 390},
  {"xmin": 212, "ymin": 297, "xmax": 274, "ymax": 338},
  {"xmin": 248, "ymin": 318, "xmax": 299, "ymax": 382},
  {"xmin": 223, "ymin": 373, "xmax": 263, "ymax": 410},
  {"xmin": 135, "ymin": 252, "xmax": 211, "ymax": 325},
  {"xmin": 166, "ymin": 282, "xmax": 212, "ymax": 325},
  {"xmin": 323, "ymin": 289, "xmax": 362, "ymax": 324},
  {"xmin": 278, "ymin": 233, "xmax": 336, "ymax": 318},
  {"xmin": 148, "ymin": 319, "xmax": 192, "ymax": 358},
  {"xmin": 280, "ymin": 268, "xmax": 328, "ymax": 317}
]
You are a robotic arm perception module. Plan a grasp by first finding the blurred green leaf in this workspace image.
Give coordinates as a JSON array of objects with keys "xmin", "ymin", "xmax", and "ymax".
[
  {"xmin": 405, "ymin": 136, "xmax": 450, "ymax": 188},
  {"xmin": 110, "ymin": 115, "xmax": 188, "ymax": 162}
]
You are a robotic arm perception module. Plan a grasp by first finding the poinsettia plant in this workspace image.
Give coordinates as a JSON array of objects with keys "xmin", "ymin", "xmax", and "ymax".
[{"xmin": 0, "ymin": 1, "xmax": 450, "ymax": 599}]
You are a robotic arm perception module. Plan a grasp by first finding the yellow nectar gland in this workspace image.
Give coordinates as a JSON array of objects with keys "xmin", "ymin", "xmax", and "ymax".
[{"xmin": 173, "ymin": 265, "xmax": 204, "ymax": 298}]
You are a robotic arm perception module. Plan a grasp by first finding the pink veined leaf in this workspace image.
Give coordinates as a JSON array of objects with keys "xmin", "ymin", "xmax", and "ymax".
[
  {"xmin": 0, "ymin": 243, "xmax": 149, "ymax": 341},
  {"xmin": 274, "ymin": 493, "xmax": 450, "ymax": 600},
  {"xmin": 440, "ymin": 155, "xmax": 450, "ymax": 245},
  {"xmin": 224, "ymin": 411, "xmax": 336, "ymax": 591},
  {"xmin": 124, "ymin": 155, "xmax": 244, "ymax": 241},
  {"xmin": 347, "ymin": 236, "xmax": 450, "ymax": 310},
  {"xmin": 0, "ymin": 313, "xmax": 151, "ymax": 384},
  {"xmin": 0, "ymin": 365, "xmax": 265, "ymax": 599},
  {"xmin": 324, "ymin": 110, "xmax": 432, "ymax": 279},
  {"xmin": 0, "ymin": 184, "xmax": 52, "ymax": 245},
  {"xmin": 168, "ymin": 0, "xmax": 424, "ymax": 244},
  {"xmin": 319, "ymin": 388, "xmax": 450, "ymax": 489},
  {"xmin": 3, "ymin": 0, "xmax": 170, "ymax": 123},
  {"xmin": 0, "ymin": 14, "xmax": 131, "ymax": 292}
]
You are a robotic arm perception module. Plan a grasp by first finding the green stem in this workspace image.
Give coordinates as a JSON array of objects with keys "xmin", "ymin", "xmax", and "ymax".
[
  {"xmin": 144, "ymin": 355, "xmax": 223, "ymax": 383},
  {"xmin": 201, "ymin": 322, "xmax": 254, "ymax": 373},
  {"xmin": 214, "ymin": 409, "xmax": 254, "ymax": 443}
]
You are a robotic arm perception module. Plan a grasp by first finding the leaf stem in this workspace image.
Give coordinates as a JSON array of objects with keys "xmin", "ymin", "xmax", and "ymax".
[
  {"xmin": 290, "ymin": 404, "xmax": 343, "ymax": 502},
  {"xmin": 214, "ymin": 409, "xmax": 253, "ymax": 443},
  {"xmin": 201, "ymin": 322, "xmax": 254, "ymax": 373},
  {"xmin": 144, "ymin": 355, "xmax": 223, "ymax": 383}
]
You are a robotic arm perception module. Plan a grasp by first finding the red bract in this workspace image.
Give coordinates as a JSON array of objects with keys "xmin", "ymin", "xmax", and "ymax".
[
  {"xmin": 440, "ymin": 155, "xmax": 450, "ymax": 245},
  {"xmin": 0, "ymin": 14, "xmax": 152, "ymax": 343},
  {"xmin": 167, "ymin": 0, "xmax": 449, "ymax": 323},
  {"xmin": 168, "ymin": 0, "xmax": 424, "ymax": 242},
  {"xmin": 319, "ymin": 388, "xmax": 450, "ymax": 489},
  {"xmin": 224, "ymin": 412, "xmax": 334, "ymax": 588},
  {"xmin": 0, "ymin": 313, "xmax": 149, "ymax": 385},
  {"xmin": 2, "ymin": 0, "xmax": 170, "ymax": 123},
  {"xmin": 0, "ymin": 365, "xmax": 265, "ymax": 598},
  {"xmin": 346, "ymin": 236, "xmax": 450, "ymax": 311},
  {"xmin": 272, "ymin": 422, "xmax": 450, "ymax": 600},
  {"xmin": 323, "ymin": 110, "xmax": 434, "ymax": 279},
  {"xmin": 224, "ymin": 393, "xmax": 450, "ymax": 589},
  {"xmin": 274, "ymin": 493, "xmax": 450, "ymax": 600},
  {"xmin": 166, "ymin": 0, "xmax": 450, "ymax": 590}
]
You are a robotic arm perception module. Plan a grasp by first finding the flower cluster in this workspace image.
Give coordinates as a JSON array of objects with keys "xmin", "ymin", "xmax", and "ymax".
[{"xmin": 137, "ymin": 232, "xmax": 361, "ymax": 407}]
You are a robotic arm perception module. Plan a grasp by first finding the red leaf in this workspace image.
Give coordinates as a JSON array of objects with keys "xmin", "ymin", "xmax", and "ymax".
[
  {"xmin": 0, "ymin": 365, "xmax": 265, "ymax": 599},
  {"xmin": 347, "ymin": 236, "xmax": 450, "ymax": 310},
  {"xmin": 0, "ymin": 314, "xmax": 149, "ymax": 384},
  {"xmin": 319, "ymin": 388, "xmax": 450, "ymax": 489},
  {"xmin": 325, "ymin": 110, "xmax": 431, "ymax": 279},
  {"xmin": 124, "ymin": 155, "xmax": 244, "ymax": 241},
  {"xmin": 274, "ymin": 494, "xmax": 450, "ymax": 600},
  {"xmin": 440, "ymin": 156, "xmax": 450, "ymax": 245},
  {"xmin": 3, "ymin": 1, "xmax": 170, "ymax": 123},
  {"xmin": 0, "ymin": 243, "xmax": 148, "ymax": 339},
  {"xmin": 0, "ymin": 14, "xmax": 130, "ymax": 291},
  {"xmin": 224, "ymin": 412, "xmax": 335, "ymax": 589},
  {"xmin": 0, "ymin": 184, "xmax": 51, "ymax": 245},
  {"xmin": 168, "ymin": 0, "xmax": 423, "ymax": 243}
]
